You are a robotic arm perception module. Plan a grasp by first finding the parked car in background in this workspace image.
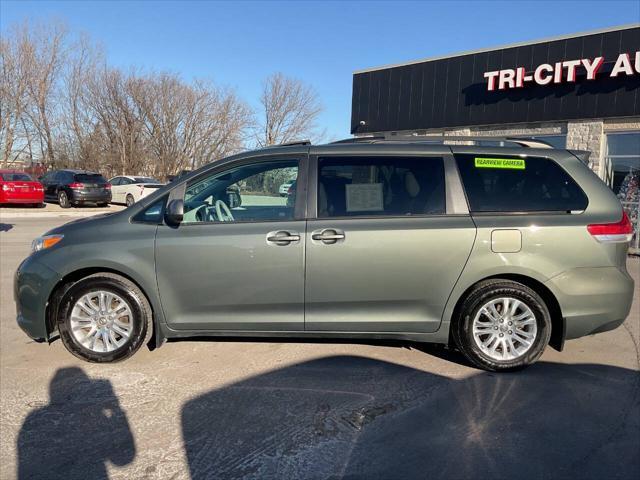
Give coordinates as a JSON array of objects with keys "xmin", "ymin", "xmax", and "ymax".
[
  {"xmin": 279, "ymin": 180, "xmax": 295, "ymax": 196},
  {"xmin": 39, "ymin": 169, "xmax": 111, "ymax": 208},
  {"xmin": 109, "ymin": 176, "xmax": 164, "ymax": 206},
  {"xmin": 0, "ymin": 170, "xmax": 44, "ymax": 207}
]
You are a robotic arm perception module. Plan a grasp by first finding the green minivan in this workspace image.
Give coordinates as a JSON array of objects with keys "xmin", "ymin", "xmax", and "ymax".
[{"xmin": 15, "ymin": 138, "xmax": 635, "ymax": 371}]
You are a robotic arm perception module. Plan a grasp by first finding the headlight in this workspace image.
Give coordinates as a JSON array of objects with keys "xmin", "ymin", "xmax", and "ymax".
[{"xmin": 31, "ymin": 234, "xmax": 64, "ymax": 253}]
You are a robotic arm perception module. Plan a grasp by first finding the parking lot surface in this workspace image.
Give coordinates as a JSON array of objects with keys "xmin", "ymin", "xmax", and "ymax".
[{"xmin": 1, "ymin": 215, "xmax": 639, "ymax": 479}]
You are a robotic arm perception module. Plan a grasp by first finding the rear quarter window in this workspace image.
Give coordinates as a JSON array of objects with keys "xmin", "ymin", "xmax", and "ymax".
[{"xmin": 455, "ymin": 154, "xmax": 588, "ymax": 213}]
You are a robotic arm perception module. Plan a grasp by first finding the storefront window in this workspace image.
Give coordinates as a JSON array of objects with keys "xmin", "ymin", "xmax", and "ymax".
[
  {"xmin": 605, "ymin": 133, "xmax": 640, "ymax": 196},
  {"xmin": 606, "ymin": 132, "xmax": 640, "ymax": 252}
]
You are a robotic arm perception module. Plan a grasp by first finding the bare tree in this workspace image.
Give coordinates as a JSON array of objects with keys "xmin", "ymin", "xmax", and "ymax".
[
  {"xmin": 256, "ymin": 72, "xmax": 323, "ymax": 147},
  {"xmin": 131, "ymin": 74, "xmax": 251, "ymax": 178},
  {"xmin": 24, "ymin": 21, "xmax": 68, "ymax": 167},
  {"xmin": 1, "ymin": 24, "xmax": 33, "ymax": 166},
  {"xmin": 2, "ymin": 21, "xmax": 325, "ymax": 179}
]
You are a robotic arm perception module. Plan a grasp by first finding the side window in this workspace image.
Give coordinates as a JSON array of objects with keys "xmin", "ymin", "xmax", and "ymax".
[
  {"xmin": 110, "ymin": 177, "xmax": 122, "ymax": 186},
  {"xmin": 182, "ymin": 159, "xmax": 299, "ymax": 224},
  {"xmin": 455, "ymin": 154, "xmax": 588, "ymax": 213},
  {"xmin": 121, "ymin": 178, "xmax": 133, "ymax": 185},
  {"xmin": 133, "ymin": 197, "xmax": 166, "ymax": 224},
  {"xmin": 54, "ymin": 171, "xmax": 66, "ymax": 183},
  {"xmin": 318, "ymin": 156, "xmax": 445, "ymax": 218}
]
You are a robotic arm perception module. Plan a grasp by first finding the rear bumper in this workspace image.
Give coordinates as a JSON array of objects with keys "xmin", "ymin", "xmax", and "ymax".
[
  {"xmin": 70, "ymin": 191, "xmax": 112, "ymax": 203},
  {"xmin": 545, "ymin": 266, "xmax": 635, "ymax": 340},
  {"xmin": 14, "ymin": 255, "xmax": 61, "ymax": 342},
  {"xmin": 0, "ymin": 193, "xmax": 44, "ymax": 204}
]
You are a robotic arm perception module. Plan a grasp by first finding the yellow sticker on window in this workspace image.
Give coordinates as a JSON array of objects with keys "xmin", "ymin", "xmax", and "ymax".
[{"xmin": 474, "ymin": 157, "xmax": 526, "ymax": 170}]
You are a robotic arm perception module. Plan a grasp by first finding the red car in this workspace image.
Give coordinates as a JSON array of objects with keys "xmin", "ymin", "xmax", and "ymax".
[{"xmin": 0, "ymin": 170, "xmax": 45, "ymax": 207}]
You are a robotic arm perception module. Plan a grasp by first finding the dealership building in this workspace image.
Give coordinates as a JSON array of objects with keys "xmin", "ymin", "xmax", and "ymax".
[{"xmin": 350, "ymin": 24, "xmax": 639, "ymax": 247}]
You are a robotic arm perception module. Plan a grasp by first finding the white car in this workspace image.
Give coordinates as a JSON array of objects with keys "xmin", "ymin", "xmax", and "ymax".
[
  {"xmin": 279, "ymin": 180, "xmax": 295, "ymax": 196},
  {"xmin": 109, "ymin": 176, "xmax": 164, "ymax": 206}
]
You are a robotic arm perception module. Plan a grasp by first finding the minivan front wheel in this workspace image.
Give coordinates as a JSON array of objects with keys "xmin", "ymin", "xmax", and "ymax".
[
  {"xmin": 58, "ymin": 273, "xmax": 152, "ymax": 363},
  {"xmin": 453, "ymin": 280, "xmax": 551, "ymax": 371}
]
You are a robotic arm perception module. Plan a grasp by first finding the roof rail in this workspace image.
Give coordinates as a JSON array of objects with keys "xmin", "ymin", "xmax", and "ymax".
[
  {"xmin": 278, "ymin": 139, "xmax": 311, "ymax": 147},
  {"xmin": 330, "ymin": 135, "xmax": 385, "ymax": 144},
  {"xmin": 330, "ymin": 134, "xmax": 555, "ymax": 149}
]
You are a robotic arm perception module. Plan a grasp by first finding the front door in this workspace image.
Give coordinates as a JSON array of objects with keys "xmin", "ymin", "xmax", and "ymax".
[
  {"xmin": 155, "ymin": 155, "xmax": 306, "ymax": 331},
  {"xmin": 305, "ymin": 153, "xmax": 476, "ymax": 333}
]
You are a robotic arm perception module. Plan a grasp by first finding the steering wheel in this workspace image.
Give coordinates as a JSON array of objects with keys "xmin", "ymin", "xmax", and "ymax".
[
  {"xmin": 194, "ymin": 204, "xmax": 215, "ymax": 222},
  {"xmin": 215, "ymin": 199, "xmax": 235, "ymax": 222}
]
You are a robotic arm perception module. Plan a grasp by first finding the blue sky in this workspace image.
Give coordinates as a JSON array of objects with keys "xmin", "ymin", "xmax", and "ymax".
[{"xmin": 2, "ymin": 0, "xmax": 638, "ymax": 140}]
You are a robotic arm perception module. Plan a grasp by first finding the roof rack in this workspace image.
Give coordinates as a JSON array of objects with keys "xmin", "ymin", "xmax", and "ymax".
[{"xmin": 330, "ymin": 134, "xmax": 554, "ymax": 149}]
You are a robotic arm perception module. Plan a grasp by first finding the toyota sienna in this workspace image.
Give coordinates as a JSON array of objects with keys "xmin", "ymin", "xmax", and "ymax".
[{"xmin": 15, "ymin": 137, "xmax": 635, "ymax": 371}]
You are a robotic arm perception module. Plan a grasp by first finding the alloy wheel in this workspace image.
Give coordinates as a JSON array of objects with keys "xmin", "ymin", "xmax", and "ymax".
[
  {"xmin": 471, "ymin": 297, "xmax": 537, "ymax": 361},
  {"xmin": 69, "ymin": 290, "xmax": 134, "ymax": 352}
]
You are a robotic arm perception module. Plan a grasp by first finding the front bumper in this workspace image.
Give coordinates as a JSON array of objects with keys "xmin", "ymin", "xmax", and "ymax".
[
  {"xmin": 545, "ymin": 266, "xmax": 635, "ymax": 340},
  {"xmin": 14, "ymin": 255, "xmax": 62, "ymax": 341}
]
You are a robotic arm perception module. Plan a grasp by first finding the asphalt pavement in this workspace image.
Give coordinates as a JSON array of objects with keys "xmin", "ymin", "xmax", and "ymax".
[{"xmin": 0, "ymin": 215, "xmax": 638, "ymax": 480}]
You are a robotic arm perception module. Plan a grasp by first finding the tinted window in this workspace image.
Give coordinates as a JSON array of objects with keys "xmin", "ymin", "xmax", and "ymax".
[
  {"xmin": 133, "ymin": 197, "xmax": 166, "ymax": 224},
  {"xmin": 455, "ymin": 154, "xmax": 588, "ymax": 213},
  {"xmin": 110, "ymin": 177, "xmax": 122, "ymax": 186},
  {"xmin": 318, "ymin": 156, "xmax": 445, "ymax": 218},
  {"xmin": 54, "ymin": 171, "xmax": 68, "ymax": 183},
  {"xmin": 1, "ymin": 172, "xmax": 32, "ymax": 181},
  {"xmin": 75, "ymin": 173, "xmax": 107, "ymax": 184},
  {"xmin": 183, "ymin": 159, "xmax": 299, "ymax": 224},
  {"xmin": 41, "ymin": 172, "xmax": 55, "ymax": 182}
]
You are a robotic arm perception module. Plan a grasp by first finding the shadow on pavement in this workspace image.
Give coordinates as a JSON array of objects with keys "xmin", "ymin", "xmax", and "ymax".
[
  {"xmin": 182, "ymin": 356, "xmax": 640, "ymax": 480},
  {"xmin": 17, "ymin": 367, "xmax": 136, "ymax": 480},
  {"xmin": 0, "ymin": 223, "xmax": 13, "ymax": 232}
]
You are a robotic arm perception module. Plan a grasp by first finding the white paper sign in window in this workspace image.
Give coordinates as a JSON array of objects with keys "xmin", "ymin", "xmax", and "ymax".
[{"xmin": 346, "ymin": 183, "xmax": 384, "ymax": 212}]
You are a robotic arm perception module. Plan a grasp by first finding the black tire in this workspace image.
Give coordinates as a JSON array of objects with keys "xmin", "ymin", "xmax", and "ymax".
[
  {"xmin": 452, "ymin": 279, "xmax": 551, "ymax": 372},
  {"xmin": 57, "ymin": 273, "xmax": 153, "ymax": 363},
  {"xmin": 125, "ymin": 194, "xmax": 135, "ymax": 207},
  {"xmin": 58, "ymin": 191, "xmax": 71, "ymax": 208}
]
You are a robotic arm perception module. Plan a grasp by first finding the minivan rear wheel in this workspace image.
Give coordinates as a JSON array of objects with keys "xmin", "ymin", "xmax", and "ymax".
[
  {"xmin": 452, "ymin": 279, "xmax": 551, "ymax": 371},
  {"xmin": 57, "ymin": 273, "xmax": 152, "ymax": 363}
]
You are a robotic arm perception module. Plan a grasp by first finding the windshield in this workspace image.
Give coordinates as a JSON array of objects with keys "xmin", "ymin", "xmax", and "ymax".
[{"xmin": 1, "ymin": 172, "xmax": 33, "ymax": 181}]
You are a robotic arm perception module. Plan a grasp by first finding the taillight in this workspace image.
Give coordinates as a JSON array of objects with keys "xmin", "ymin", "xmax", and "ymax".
[
  {"xmin": 69, "ymin": 182, "xmax": 84, "ymax": 189},
  {"xmin": 587, "ymin": 211, "xmax": 634, "ymax": 243},
  {"xmin": 1, "ymin": 184, "xmax": 12, "ymax": 192},
  {"xmin": 35, "ymin": 184, "xmax": 44, "ymax": 191},
  {"xmin": 105, "ymin": 183, "xmax": 112, "ymax": 190}
]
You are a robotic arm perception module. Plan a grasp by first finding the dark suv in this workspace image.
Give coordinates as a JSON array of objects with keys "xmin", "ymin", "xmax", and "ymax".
[{"xmin": 40, "ymin": 169, "xmax": 111, "ymax": 208}]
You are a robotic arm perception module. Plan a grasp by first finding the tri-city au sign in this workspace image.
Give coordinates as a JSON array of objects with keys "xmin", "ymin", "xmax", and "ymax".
[{"xmin": 483, "ymin": 51, "xmax": 640, "ymax": 91}]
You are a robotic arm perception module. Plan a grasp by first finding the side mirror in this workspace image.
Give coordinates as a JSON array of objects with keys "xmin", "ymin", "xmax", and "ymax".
[{"xmin": 165, "ymin": 199, "xmax": 184, "ymax": 226}]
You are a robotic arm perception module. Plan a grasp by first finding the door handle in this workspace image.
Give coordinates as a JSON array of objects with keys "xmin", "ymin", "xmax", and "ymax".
[
  {"xmin": 266, "ymin": 231, "xmax": 300, "ymax": 246},
  {"xmin": 311, "ymin": 229, "xmax": 345, "ymax": 244}
]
